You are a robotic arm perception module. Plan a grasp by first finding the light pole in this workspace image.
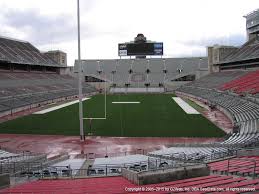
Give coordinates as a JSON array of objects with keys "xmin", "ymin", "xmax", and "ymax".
[
  {"xmin": 77, "ymin": 0, "xmax": 85, "ymax": 141},
  {"xmin": 199, "ymin": 58, "xmax": 202, "ymax": 69}
]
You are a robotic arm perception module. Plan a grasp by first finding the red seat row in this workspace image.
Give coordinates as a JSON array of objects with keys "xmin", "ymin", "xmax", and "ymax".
[
  {"xmin": 1, "ymin": 174, "xmax": 259, "ymax": 194},
  {"xmin": 220, "ymin": 70, "xmax": 259, "ymax": 95}
]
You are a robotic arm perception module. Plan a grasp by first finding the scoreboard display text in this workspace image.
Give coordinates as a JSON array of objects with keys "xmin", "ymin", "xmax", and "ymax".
[{"xmin": 118, "ymin": 42, "xmax": 163, "ymax": 56}]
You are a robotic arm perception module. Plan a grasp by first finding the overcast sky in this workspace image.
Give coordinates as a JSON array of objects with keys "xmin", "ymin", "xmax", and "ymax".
[{"xmin": 0, "ymin": 0, "xmax": 259, "ymax": 66}]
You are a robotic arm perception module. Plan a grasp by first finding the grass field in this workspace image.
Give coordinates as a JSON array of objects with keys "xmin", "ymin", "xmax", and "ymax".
[{"xmin": 0, "ymin": 94, "xmax": 226, "ymax": 137}]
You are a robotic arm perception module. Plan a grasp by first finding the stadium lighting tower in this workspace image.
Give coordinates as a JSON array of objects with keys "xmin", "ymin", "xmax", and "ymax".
[{"xmin": 77, "ymin": 0, "xmax": 85, "ymax": 141}]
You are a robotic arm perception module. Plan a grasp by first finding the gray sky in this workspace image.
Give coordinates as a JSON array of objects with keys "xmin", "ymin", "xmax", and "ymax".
[{"xmin": 0, "ymin": 0, "xmax": 259, "ymax": 66}]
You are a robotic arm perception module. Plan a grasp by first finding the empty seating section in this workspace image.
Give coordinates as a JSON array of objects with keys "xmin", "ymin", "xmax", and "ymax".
[
  {"xmin": 0, "ymin": 149, "xmax": 40, "ymax": 166},
  {"xmin": 0, "ymin": 72, "xmax": 96, "ymax": 113},
  {"xmin": 186, "ymin": 71, "xmax": 247, "ymax": 89},
  {"xmin": 177, "ymin": 87, "xmax": 259, "ymax": 124},
  {"xmin": 79, "ymin": 57, "xmax": 207, "ymax": 88},
  {"xmin": 222, "ymin": 37, "xmax": 259, "ymax": 63},
  {"xmin": 149, "ymin": 147, "xmax": 229, "ymax": 162},
  {"xmin": 220, "ymin": 70, "xmax": 259, "ymax": 95},
  {"xmin": 0, "ymin": 149, "xmax": 18, "ymax": 159},
  {"xmin": 209, "ymin": 156, "xmax": 259, "ymax": 177},
  {"xmin": 0, "ymin": 37, "xmax": 58, "ymax": 66},
  {"xmin": 177, "ymin": 70, "xmax": 259, "ymax": 146},
  {"xmin": 2, "ymin": 175, "xmax": 259, "ymax": 194}
]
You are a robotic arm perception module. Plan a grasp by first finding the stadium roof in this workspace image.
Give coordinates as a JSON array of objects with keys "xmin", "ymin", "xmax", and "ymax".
[
  {"xmin": 243, "ymin": 8, "xmax": 259, "ymax": 18},
  {"xmin": 0, "ymin": 35, "xmax": 28, "ymax": 44},
  {"xmin": 0, "ymin": 36, "xmax": 65, "ymax": 67},
  {"xmin": 44, "ymin": 50, "xmax": 66, "ymax": 54}
]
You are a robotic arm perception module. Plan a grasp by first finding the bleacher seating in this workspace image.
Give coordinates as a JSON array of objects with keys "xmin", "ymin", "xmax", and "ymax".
[
  {"xmin": 1, "ymin": 175, "xmax": 259, "ymax": 193},
  {"xmin": 0, "ymin": 72, "xmax": 96, "ymax": 114},
  {"xmin": 0, "ymin": 36, "xmax": 59, "ymax": 66},
  {"xmin": 220, "ymin": 70, "xmax": 259, "ymax": 95},
  {"xmin": 177, "ymin": 87, "xmax": 259, "ymax": 123},
  {"xmin": 221, "ymin": 37, "xmax": 259, "ymax": 63},
  {"xmin": 176, "ymin": 68, "xmax": 259, "ymax": 148},
  {"xmin": 209, "ymin": 156, "xmax": 259, "ymax": 177},
  {"xmin": 77, "ymin": 57, "xmax": 207, "ymax": 88},
  {"xmin": 0, "ymin": 149, "xmax": 19, "ymax": 159},
  {"xmin": 0, "ymin": 149, "xmax": 48, "ymax": 176},
  {"xmin": 185, "ymin": 71, "xmax": 247, "ymax": 89},
  {"xmin": 149, "ymin": 147, "xmax": 229, "ymax": 161}
]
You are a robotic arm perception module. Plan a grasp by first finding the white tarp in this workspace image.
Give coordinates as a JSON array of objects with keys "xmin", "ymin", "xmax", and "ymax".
[
  {"xmin": 172, "ymin": 97, "xmax": 200, "ymax": 114},
  {"xmin": 34, "ymin": 98, "xmax": 90, "ymax": 114}
]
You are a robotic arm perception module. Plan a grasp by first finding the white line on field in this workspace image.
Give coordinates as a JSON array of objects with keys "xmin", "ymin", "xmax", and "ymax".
[
  {"xmin": 83, "ymin": 117, "xmax": 106, "ymax": 120},
  {"xmin": 33, "ymin": 97, "xmax": 91, "ymax": 114},
  {"xmin": 172, "ymin": 97, "xmax": 200, "ymax": 114},
  {"xmin": 112, "ymin": 102, "xmax": 140, "ymax": 104}
]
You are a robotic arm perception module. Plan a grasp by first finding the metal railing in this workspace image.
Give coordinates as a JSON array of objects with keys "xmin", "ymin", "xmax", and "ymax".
[
  {"xmin": 148, "ymin": 148, "xmax": 238, "ymax": 164},
  {"xmin": 83, "ymin": 148, "xmax": 149, "ymax": 159},
  {"xmin": 8, "ymin": 157, "xmax": 203, "ymax": 179}
]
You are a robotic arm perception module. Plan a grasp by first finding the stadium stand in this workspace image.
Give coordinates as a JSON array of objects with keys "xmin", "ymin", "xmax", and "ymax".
[
  {"xmin": 141, "ymin": 69, "xmax": 255, "ymax": 161},
  {"xmin": 0, "ymin": 149, "xmax": 19, "ymax": 159},
  {"xmin": 0, "ymin": 37, "xmax": 97, "ymax": 117},
  {"xmin": 77, "ymin": 57, "xmax": 207, "ymax": 88},
  {"xmin": 218, "ymin": 36, "xmax": 259, "ymax": 64},
  {"xmin": 185, "ymin": 71, "xmax": 247, "ymax": 89},
  {"xmin": 209, "ymin": 156, "xmax": 259, "ymax": 177},
  {"xmin": 0, "ymin": 148, "xmax": 48, "ymax": 176},
  {"xmin": 176, "ymin": 88, "xmax": 259, "ymax": 146},
  {"xmin": 0, "ymin": 36, "xmax": 58, "ymax": 66},
  {"xmin": 220, "ymin": 70, "xmax": 259, "ymax": 95},
  {"xmin": 1, "ymin": 175, "xmax": 259, "ymax": 194},
  {"xmin": 149, "ymin": 147, "xmax": 230, "ymax": 162},
  {"xmin": 0, "ymin": 72, "xmax": 96, "ymax": 116}
]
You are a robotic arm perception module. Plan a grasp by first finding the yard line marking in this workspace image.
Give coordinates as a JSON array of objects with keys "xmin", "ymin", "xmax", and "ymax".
[
  {"xmin": 172, "ymin": 97, "xmax": 200, "ymax": 114},
  {"xmin": 83, "ymin": 117, "xmax": 106, "ymax": 120},
  {"xmin": 34, "ymin": 98, "xmax": 91, "ymax": 114},
  {"xmin": 112, "ymin": 102, "xmax": 140, "ymax": 104}
]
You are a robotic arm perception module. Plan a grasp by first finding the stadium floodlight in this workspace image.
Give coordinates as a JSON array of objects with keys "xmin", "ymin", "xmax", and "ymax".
[{"xmin": 77, "ymin": 0, "xmax": 85, "ymax": 141}]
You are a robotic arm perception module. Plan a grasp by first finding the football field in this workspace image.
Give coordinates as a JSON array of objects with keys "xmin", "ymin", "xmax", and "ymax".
[{"xmin": 0, "ymin": 94, "xmax": 226, "ymax": 137}]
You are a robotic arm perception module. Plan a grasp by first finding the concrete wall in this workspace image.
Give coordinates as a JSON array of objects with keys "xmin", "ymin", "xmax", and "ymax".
[
  {"xmin": 0, "ymin": 174, "xmax": 10, "ymax": 189},
  {"xmin": 207, "ymin": 46, "xmax": 238, "ymax": 73},
  {"xmin": 207, "ymin": 47, "xmax": 214, "ymax": 73},
  {"xmin": 122, "ymin": 164, "xmax": 209, "ymax": 185},
  {"xmin": 59, "ymin": 67, "xmax": 72, "ymax": 75}
]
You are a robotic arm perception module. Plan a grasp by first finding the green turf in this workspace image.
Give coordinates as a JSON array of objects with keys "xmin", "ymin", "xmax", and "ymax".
[
  {"xmin": 183, "ymin": 98, "xmax": 205, "ymax": 113},
  {"xmin": 0, "ymin": 94, "xmax": 226, "ymax": 137}
]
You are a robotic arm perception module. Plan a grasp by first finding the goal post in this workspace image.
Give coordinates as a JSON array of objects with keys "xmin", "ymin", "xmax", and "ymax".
[{"xmin": 83, "ymin": 74, "xmax": 107, "ymax": 120}]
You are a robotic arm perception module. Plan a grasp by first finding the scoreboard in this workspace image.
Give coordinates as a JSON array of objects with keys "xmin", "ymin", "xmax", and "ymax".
[{"xmin": 118, "ymin": 42, "xmax": 163, "ymax": 56}]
